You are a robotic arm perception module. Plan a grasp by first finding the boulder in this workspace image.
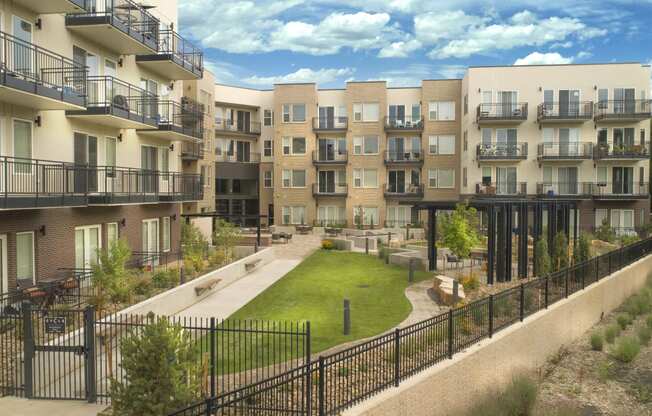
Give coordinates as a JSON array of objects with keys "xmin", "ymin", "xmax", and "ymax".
[{"xmin": 432, "ymin": 275, "xmax": 466, "ymax": 306}]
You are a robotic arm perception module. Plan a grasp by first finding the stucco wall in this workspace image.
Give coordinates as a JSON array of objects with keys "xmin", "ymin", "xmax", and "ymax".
[{"xmin": 344, "ymin": 253, "xmax": 652, "ymax": 416}]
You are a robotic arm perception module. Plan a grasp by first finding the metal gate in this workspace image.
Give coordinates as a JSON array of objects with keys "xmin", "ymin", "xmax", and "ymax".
[{"xmin": 22, "ymin": 303, "xmax": 96, "ymax": 401}]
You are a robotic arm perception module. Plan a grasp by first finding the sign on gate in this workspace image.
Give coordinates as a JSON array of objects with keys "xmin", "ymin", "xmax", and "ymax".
[{"xmin": 44, "ymin": 317, "xmax": 66, "ymax": 334}]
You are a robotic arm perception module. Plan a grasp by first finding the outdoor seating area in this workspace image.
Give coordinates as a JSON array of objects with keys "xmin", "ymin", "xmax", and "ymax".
[{"xmin": 271, "ymin": 232, "xmax": 293, "ymax": 244}]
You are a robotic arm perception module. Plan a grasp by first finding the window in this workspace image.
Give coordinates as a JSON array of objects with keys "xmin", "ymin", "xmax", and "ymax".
[
  {"xmin": 13, "ymin": 119, "xmax": 32, "ymax": 173},
  {"xmin": 353, "ymin": 136, "xmax": 379, "ymax": 155},
  {"xmin": 354, "ymin": 207, "xmax": 379, "ymax": 226},
  {"xmin": 162, "ymin": 217, "xmax": 170, "ymax": 252},
  {"xmin": 428, "ymin": 135, "xmax": 455, "ymax": 155},
  {"xmin": 318, "ymin": 206, "xmax": 346, "ymax": 226},
  {"xmin": 16, "ymin": 232, "xmax": 34, "ymax": 283},
  {"xmin": 105, "ymin": 137, "xmax": 116, "ymax": 166},
  {"xmin": 264, "ymin": 170, "xmax": 273, "ymax": 188},
  {"xmin": 353, "ymin": 168, "xmax": 378, "ymax": 188},
  {"xmin": 387, "ymin": 206, "xmax": 413, "ymax": 227},
  {"xmin": 107, "ymin": 222, "xmax": 119, "ymax": 247},
  {"xmin": 282, "ymin": 169, "xmax": 306, "ymax": 187},
  {"xmin": 352, "ymin": 103, "xmax": 379, "ymax": 122},
  {"xmin": 463, "ymin": 131, "xmax": 468, "ymax": 151},
  {"xmin": 597, "ymin": 166, "xmax": 608, "ymax": 183},
  {"xmin": 428, "ymin": 101, "xmax": 455, "ymax": 121},
  {"xmin": 160, "ymin": 147, "xmax": 169, "ymax": 172},
  {"xmin": 598, "ymin": 89, "xmax": 608, "ymax": 109},
  {"xmin": 463, "ymin": 94, "xmax": 468, "ymax": 115},
  {"xmin": 264, "ymin": 109, "xmax": 273, "ymax": 126},
  {"xmin": 263, "ymin": 139, "xmax": 273, "ymax": 157},
  {"xmin": 463, "ymin": 167, "xmax": 467, "ymax": 187},
  {"xmin": 428, "ymin": 169, "xmax": 455, "ymax": 188},
  {"xmin": 595, "ymin": 209, "xmax": 608, "ymax": 228},
  {"xmin": 142, "ymin": 219, "xmax": 159, "ymax": 266},
  {"xmin": 74, "ymin": 225, "xmax": 101, "ymax": 270},
  {"xmin": 282, "ymin": 206, "xmax": 306, "ymax": 225},
  {"xmin": 641, "ymin": 129, "xmax": 646, "ymax": 146},
  {"xmin": 282, "ymin": 104, "xmax": 306, "ymax": 123},
  {"xmin": 482, "ymin": 167, "xmax": 492, "ymax": 184},
  {"xmin": 282, "ymin": 137, "xmax": 305, "ymax": 155}
]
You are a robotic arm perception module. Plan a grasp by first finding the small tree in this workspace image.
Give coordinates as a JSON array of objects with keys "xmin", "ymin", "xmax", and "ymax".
[
  {"xmin": 552, "ymin": 232, "xmax": 569, "ymax": 271},
  {"xmin": 212, "ymin": 219, "xmax": 241, "ymax": 263},
  {"xmin": 437, "ymin": 203, "xmax": 481, "ymax": 259},
  {"xmin": 110, "ymin": 315, "xmax": 201, "ymax": 416},
  {"xmin": 91, "ymin": 239, "xmax": 134, "ymax": 312},
  {"xmin": 181, "ymin": 222, "xmax": 208, "ymax": 274},
  {"xmin": 535, "ymin": 238, "xmax": 551, "ymax": 277},
  {"xmin": 574, "ymin": 233, "xmax": 592, "ymax": 264},
  {"xmin": 595, "ymin": 218, "xmax": 616, "ymax": 243}
]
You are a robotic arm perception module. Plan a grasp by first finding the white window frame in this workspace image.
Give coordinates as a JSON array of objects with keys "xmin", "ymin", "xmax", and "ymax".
[
  {"xmin": 282, "ymin": 206, "xmax": 306, "ymax": 225},
  {"xmin": 352, "ymin": 102, "xmax": 379, "ymax": 122},
  {"xmin": 74, "ymin": 224, "xmax": 102, "ymax": 270},
  {"xmin": 105, "ymin": 136, "xmax": 117, "ymax": 166},
  {"xmin": 263, "ymin": 139, "xmax": 273, "ymax": 157},
  {"xmin": 263, "ymin": 109, "xmax": 273, "ymax": 126},
  {"xmin": 281, "ymin": 169, "xmax": 306, "ymax": 188},
  {"xmin": 263, "ymin": 170, "xmax": 273, "ymax": 188},
  {"xmin": 107, "ymin": 222, "xmax": 119, "ymax": 247},
  {"xmin": 162, "ymin": 216, "xmax": 171, "ymax": 252},
  {"xmin": 428, "ymin": 101, "xmax": 455, "ymax": 121},
  {"xmin": 428, "ymin": 168, "xmax": 455, "ymax": 189},
  {"xmin": 428, "ymin": 135, "xmax": 455, "ymax": 155},
  {"xmin": 12, "ymin": 117, "xmax": 33, "ymax": 173},
  {"xmin": 352, "ymin": 168, "xmax": 378, "ymax": 188},
  {"xmin": 0, "ymin": 234, "xmax": 7, "ymax": 293},
  {"xmin": 282, "ymin": 136, "xmax": 306, "ymax": 155},
  {"xmin": 352, "ymin": 136, "xmax": 379, "ymax": 155},
  {"xmin": 16, "ymin": 231, "xmax": 35, "ymax": 284},
  {"xmin": 282, "ymin": 104, "xmax": 306, "ymax": 123}
]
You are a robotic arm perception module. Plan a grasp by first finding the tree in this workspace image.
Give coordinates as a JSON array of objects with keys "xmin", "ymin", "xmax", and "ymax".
[
  {"xmin": 437, "ymin": 203, "xmax": 481, "ymax": 259},
  {"xmin": 90, "ymin": 239, "xmax": 134, "ymax": 312},
  {"xmin": 212, "ymin": 219, "xmax": 241, "ymax": 263},
  {"xmin": 552, "ymin": 232, "xmax": 569, "ymax": 271},
  {"xmin": 535, "ymin": 238, "xmax": 551, "ymax": 277},
  {"xmin": 110, "ymin": 315, "xmax": 201, "ymax": 416},
  {"xmin": 595, "ymin": 218, "xmax": 616, "ymax": 243},
  {"xmin": 573, "ymin": 233, "xmax": 592, "ymax": 264},
  {"xmin": 181, "ymin": 222, "xmax": 208, "ymax": 274}
]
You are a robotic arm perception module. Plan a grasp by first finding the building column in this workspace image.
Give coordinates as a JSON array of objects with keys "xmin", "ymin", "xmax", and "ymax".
[
  {"xmin": 487, "ymin": 205, "xmax": 496, "ymax": 285},
  {"xmin": 428, "ymin": 208, "xmax": 436, "ymax": 271}
]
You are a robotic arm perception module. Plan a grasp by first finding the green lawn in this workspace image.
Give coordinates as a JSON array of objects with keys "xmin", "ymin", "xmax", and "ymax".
[{"xmin": 228, "ymin": 250, "xmax": 432, "ymax": 354}]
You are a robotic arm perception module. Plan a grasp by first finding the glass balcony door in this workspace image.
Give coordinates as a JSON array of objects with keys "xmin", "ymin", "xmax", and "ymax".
[
  {"xmin": 558, "ymin": 167, "xmax": 578, "ymax": 194},
  {"xmin": 497, "ymin": 91, "xmax": 517, "ymax": 117},
  {"xmin": 318, "ymin": 139, "xmax": 338, "ymax": 161},
  {"xmin": 237, "ymin": 110, "xmax": 251, "ymax": 133},
  {"xmin": 141, "ymin": 145, "xmax": 158, "ymax": 193},
  {"xmin": 388, "ymin": 170, "xmax": 406, "ymax": 193},
  {"xmin": 614, "ymin": 88, "xmax": 636, "ymax": 113},
  {"xmin": 319, "ymin": 170, "xmax": 335, "ymax": 193},
  {"xmin": 236, "ymin": 141, "xmax": 251, "ymax": 162},
  {"xmin": 318, "ymin": 106, "xmax": 335, "ymax": 129},
  {"xmin": 74, "ymin": 133, "xmax": 98, "ymax": 193},
  {"xmin": 612, "ymin": 167, "xmax": 633, "ymax": 194},
  {"xmin": 75, "ymin": 225, "xmax": 101, "ymax": 270},
  {"xmin": 496, "ymin": 167, "xmax": 517, "ymax": 194},
  {"xmin": 12, "ymin": 17, "xmax": 33, "ymax": 78},
  {"xmin": 388, "ymin": 105, "xmax": 406, "ymax": 125},
  {"xmin": 558, "ymin": 89, "xmax": 580, "ymax": 117},
  {"xmin": 388, "ymin": 137, "xmax": 405, "ymax": 160},
  {"xmin": 558, "ymin": 128, "xmax": 579, "ymax": 157}
]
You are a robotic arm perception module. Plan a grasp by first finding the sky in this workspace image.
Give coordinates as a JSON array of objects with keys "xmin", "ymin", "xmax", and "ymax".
[{"xmin": 176, "ymin": 0, "xmax": 652, "ymax": 89}]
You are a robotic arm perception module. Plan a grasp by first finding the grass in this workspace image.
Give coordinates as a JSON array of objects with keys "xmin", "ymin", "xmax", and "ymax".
[
  {"xmin": 604, "ymin": 324, "xmax": 621, "ymax": 344},
  {"xmin": 465, "ymin": 374, "xmax": 538, "ymax": 416},
  {"xmin": 611, "ymin": 336, "xmax": 641, "ymax": 363},
  {"xmin": 228, "ymin": 250, "xmax": 432, "ymax": 354},
  {"xmin": 590, "ymin": 332, "xmax": 604, "ymax": 351}
]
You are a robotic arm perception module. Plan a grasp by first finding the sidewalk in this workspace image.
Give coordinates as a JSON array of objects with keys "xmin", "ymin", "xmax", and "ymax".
[
  {"xmin": 177, "ymin": 234, "xmax": 322, "ymax": 318},
  {"xmin": 0, "ymin": 397, "xmax": 106, "ymax": 416}
]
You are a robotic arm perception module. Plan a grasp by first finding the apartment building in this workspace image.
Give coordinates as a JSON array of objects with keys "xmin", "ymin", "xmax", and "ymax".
[
  {"xmin": 214, "ymin": 62, "xmax": 650, "ymax": 234},
  {"xmin": 0, "ymin": 0, "xmax": 205, "ymax": 292}
]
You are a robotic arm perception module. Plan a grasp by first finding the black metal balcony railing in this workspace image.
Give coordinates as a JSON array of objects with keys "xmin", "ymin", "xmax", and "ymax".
[
  {"xmin": 537, "ymin": 142, "xmax": 593, "ymax": 159},
  {"xmin": 536, "ymin": 182, "xmax": 593, "ymax": 197},
  {"xmin": 594, "ymin": 100, "xmax": 652, "ymax": 120},
  {"xmin": 180, "ymin": 142, "xmax": 204, "ymax": 160},
  {"xmin": 312, "ymin": 183, "xmax": 348, "ymax": 196},
  {"xmin": 155, "ymin": 99, "xmax": 204, "ymax": 140},
  {"xmin": 66, "ymin": 0, "xmax": 160, "ymax": 52},
  {"xmin": 312, "ymin": 117, "xmax": 348, "ymax": 131},
  {"xmin": 312, "ymin": 150, "xmax": 348, "ymax": 164},
  {"xmin": 384, "ymin": 116, "xmax": 424, "ymax": 131},
  {"xmin": 156, "ymin": 29, "xmax": 203, "ymax": 76},
  {"xmin": 537, "ymin": 102, "xmax": 593, "ymax": 121},
  {"xmin": 592, "ymin": 182, "xmax": 649, "ymax": 199},
  {"xmin": 215, "ymin": 118, "xmax": 261, "ymax": 135},
  {"xmin": 384, "ymin": 150, "xmax": 424, "ymax": 164},
  {"xmin": 475, "ymin": 182, "xmax": 527, "ymax": 196},
  {"xmin": 593, "ymin": 143, "xmax": 649, "ymax": 159},
  {"xmin": 0, "ymin": 30, "xmax": 87, "ymax": 107},
  {"xmin": 476, "ymin": 143, "xmax": 528, "ymax": 160},
  {"xmin": 215, "ymin": 152, "xmax": 261, "ymax": 163},
  {"xmin": 384, "ymin": 183, "xmax": 424, "ymax": 198},
  {"xmin": 476, "ymin": 103, "xmax": 528, "ymax": 122}
]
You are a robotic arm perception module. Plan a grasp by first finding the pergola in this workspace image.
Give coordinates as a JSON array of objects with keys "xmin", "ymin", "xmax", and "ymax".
[
  {"xmin": 181, "ymin": 212, "xmax": 268, "ymax": 246},
  {"xmin": 412, "ymin": 199, "xmax": 577, "ymax": 284}
]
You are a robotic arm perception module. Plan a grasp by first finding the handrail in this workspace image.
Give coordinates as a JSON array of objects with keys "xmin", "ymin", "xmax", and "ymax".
[{"xmin": 157, "ymin": 29, "xmax": 203, "ymax": 74}]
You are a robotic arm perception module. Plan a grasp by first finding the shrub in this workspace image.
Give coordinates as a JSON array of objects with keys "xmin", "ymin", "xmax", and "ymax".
[
  {"xmin": 595, "ymin": 218, "xmax": 616, "ymax": 243},
  {"xmin": 620, "ymin": 234, "xmax": 640, "ymax": 247},
  {"xmin": 647, "ymin": 315, "xmax": 652, "ymax": 329},
  {"xmin": 91, "ymin": 239, "xmax": 135, "ymax": 312},
  {"xmin": 638, "ymin": 326, "xmax": 652, "ymax": 346},
  {"xmin": 132, "ymin": 276, "xmax": 152, "ymax": 296},
  {"xmin": 208, "ymin": 249, "xmax": 226, "ymax": 268},
  {"xmin": 617, "ymin": 313, "xmax": 633, "ymax": 330},
  {"xmin": 611, "ymin": 336, "xmax": 641, "ymax": 363},
  {"xmin": 535, "ymin": 238, "xmax": 552, "ymax": 277},
  {"xmin": 460, "ymin": 273, "xmax": 480, "ymax": 291},
  {"xmin": 552, "ymin": 232, "xmax": 569, "ymax": 272},
  {"xmin": 590, "ymin": 332, "xmax": 604, "ymax": 351},
  {"xmin": 604, "ymin": 324, "xmax": 620, "ymax": 344},
  {"xmin": 466, "ymin": 374, "xmax": 538, "ymax": 416},
  {"xmin": 321, "ymin": 239, "xmax": 335, "ymax": 250},
  {"xmin": 573, "ymin": 233, "xmax": 592, "ymax": 264},
  {"xmin": 152, "ymin": 270, "xmax": 178, "ymax": 289}
]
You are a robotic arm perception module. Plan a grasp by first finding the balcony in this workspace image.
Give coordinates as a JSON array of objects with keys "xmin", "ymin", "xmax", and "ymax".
[
  {"xmin": 312, "ymin": 117, "xmax": 348, "ymax": 132},
  {"xmin": 312, "ymin": 183, "xmax": 348, "ymax": 197},
  {"xmin": 19, "ymin": 0, "xmax": 85, "ymax": 14},
  {"xmin": 384, "ymin": 116, "xmax": 424, "ymax": 132},
  {"xmin": 475, "ymin": 182, "xmax": 527, "ymax": 197},
  {"xmin": 138, "ymin": 98, "xmax": 204, "ymax": 142},
  {"xmin": 384, "ymin": 183, "xmax": 424, "ymax": 199},
  {"xmin": 215, "ymin": 118, "xmax": 261, "ymax": 137},
  {"xmin": 537, "ymin": 102, "xmax": 593, "ymax": 123},
  {"xmin": 312, "ymin": 150, "xmax": 348, "ymax": 165},
  {"xmin": 537, "ymin": 142, "xmax": 593, "ymax": 161},
  {"xmin": 476, "ymin": 143, "xmax": 527, "ymax": 161},
  {"xmin": 136, "ymin": 29, "xmax": 203, "ymax": 80},
  {"xmin": 66, "ymin": 76, "xmax": 158, "ymax": 129},
  {"xmin": 215, "ymin": 152, "xmax": 261, "ymax": 163},
  {"xmin": 593, "ymin": 143, "xmax": 649, "ymax": 160},
  {"xmin": 536, "ymin": 182, "xmax": 593, "ymax": 199},
  {"xmin": 476, "ymin": 103, "xmax": 528, "ymax": 125},
  {"xmin": 384, "ymin": 151, "xmax": 424, "ymax": 165},
  {"xmin": 592, "ymin": 182, "xmax": 649, "ymax": 200},
  {"xmin": 0, "ymin": 31, "xmax": 86, "ymax": 110},
  {"xmin": 594, "ymin": 100, "xmax": 652, "ymax": 122},
  {"xmin": 180, "ymin": 142, "xmax": 204, "ymax": 161},
  {"xmin": 65, "ymin": 0, "xmax": 159, "ymax": 55}
]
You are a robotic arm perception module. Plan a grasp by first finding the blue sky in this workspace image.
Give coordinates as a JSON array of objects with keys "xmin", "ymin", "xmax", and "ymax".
[{"xmin": 177, "ymin": 0, "xmax": 652, "ymax": 89}]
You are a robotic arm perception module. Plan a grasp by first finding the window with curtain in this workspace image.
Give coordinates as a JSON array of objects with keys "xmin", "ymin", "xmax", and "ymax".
[
  {"xmin": 13, "ymin": 119, "xmax": 32, "ymax": 174},
  {"xmin": 16, "ymin": 232, "xmax": 34, "ymax": 283},
  {"xmin": 105, "ymin": 137, "xmax": 116, "ymax": 166},
  {"xmin": 162, "ymin": 217, "xmax": 170, "ymax": 252},
  {"xmin": 107, "ymin": 222, "xmax": 118, "ymax": 247}
]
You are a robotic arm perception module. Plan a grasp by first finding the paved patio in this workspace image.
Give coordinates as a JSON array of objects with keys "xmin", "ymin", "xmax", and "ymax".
[{"xmin": 0, "ymin": 397, "xmax": 106, "ymax": 416}]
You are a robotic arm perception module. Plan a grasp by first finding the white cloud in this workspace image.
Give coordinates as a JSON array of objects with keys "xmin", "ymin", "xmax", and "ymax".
[
  {"xmin": 414, "ymin": 11, "xmax": 486, "ymax": 45},
  {"xmin": 378, "ymin": 39, "xmax": 422, "ymax": 58},
  {"xmin": 575, "ymin": 51, "xmax": 593, "ymax": 59},
  {"xmin": 373, "ymin": 63, "xmax": 466, "ymax": 87},
  {"xmin": 242, "ymin": 67, "xmax": 355, "ymax": 86},
  {"xmin": 514, "ymin": 52, "xmax": 574, "ymax": 65}
]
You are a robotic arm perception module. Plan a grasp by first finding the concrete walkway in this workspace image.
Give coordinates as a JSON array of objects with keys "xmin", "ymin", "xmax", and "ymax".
[
  {"xmin": 177, "ymin": 234, "xmax": 322, "ymax": 318},
  {"xmin": 0, "ymin": 397, "xmax": 106, "ymax": 416}
]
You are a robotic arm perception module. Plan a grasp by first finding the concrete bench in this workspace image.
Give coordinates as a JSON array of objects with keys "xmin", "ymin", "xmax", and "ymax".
[
  {"xmin": 245, "ymin": 259, "xmax": 262, "ymax": 272},
  {"xmin": 194, "ymin": 279, "xmax": 221, "ymax": 296}
]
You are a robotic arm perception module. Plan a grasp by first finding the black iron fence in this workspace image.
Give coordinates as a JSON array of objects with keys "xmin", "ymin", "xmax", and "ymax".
[
  {"xmin": 169, "ymin": 236, "xmax": 652, "ymax": 416},
  {"xmin": 84, "ymin": 75, "xmax": 156, "ymax": 122},
  {"xmin": 158, "ymin": 29, "xmax": 204, "ymax": 75},
  {"xmin": 157, "ymin": 99, "xmax": 204, "ymax": 140}
]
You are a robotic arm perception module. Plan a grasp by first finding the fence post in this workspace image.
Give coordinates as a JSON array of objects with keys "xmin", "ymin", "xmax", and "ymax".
[
  {"xmin": 318, "ymin": 356, "xmax": 325, "ymax": 416},
  {"xmin": 581, "ymin": 262, "xmax": 586, "ymax": 290},
  {"xmin": 394, "ymin": 328, "xmax": 400, "ymax": 387},
  {"xmin": 595, "ymin": 257, "xmax": 599, "ymax": 282},
  {"xmin": 519, "ymin": 284, "xmax": 525, "ymax": 322},
  {"xmin": 84, "ymin": 306, "xmax": 97, "ymax": 403},
  {"xmin": 488, "ymin": 294, "xmax": 494, "ymax": 338},
  {"xmin": 305, "ymin": 321, "xmax": 312, "ymax": 416},
  {"xmin": 205, "ymin": 397, "xmax": 212, "ymax": 416},
  {"xmin": 564, "ymin": 268, "xmax": 569, "ymax": 298},
  {"xmin": 22, "ymin": 302, "xmax": 34, "ymax": 399},
  {"xmin": 544, "ymin": 276, "xmax": 549, "ymax": 309},
  {"xmin": 210, "ymin": 317, "xmax": 216, "ymax": 399},
  {"xmin": 365, "ymin": 237, "xmax": 369, "ymax": 255},
  {"xmin": 608, "ymin": 251, "xmax": 612, "ymax": 275},
  {"xmin": 388, "ymin": 232, "xmax": 392, "ymax": 247},
  {"xmin": 447, "ymin": 309, "xmax": 454, "ymax": 359}
]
